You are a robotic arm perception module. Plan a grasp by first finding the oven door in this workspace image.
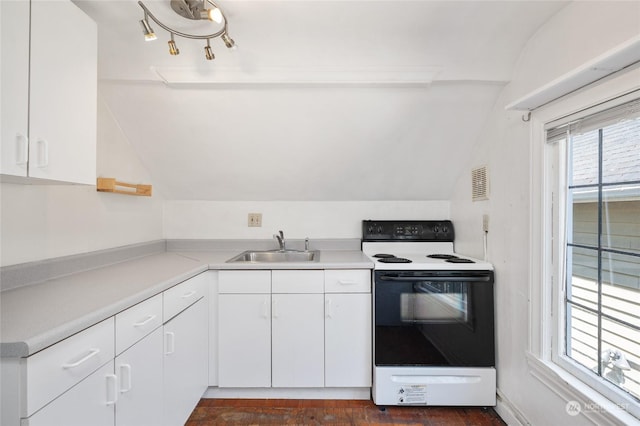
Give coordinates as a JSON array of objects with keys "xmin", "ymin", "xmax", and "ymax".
[{"xmin": 374, "ymin": 270, "xmax": 494, "ymax": 367}]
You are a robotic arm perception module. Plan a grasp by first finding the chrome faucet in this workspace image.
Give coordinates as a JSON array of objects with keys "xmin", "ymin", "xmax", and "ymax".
[{"xmin": 274, "ymin": 230, "xmax": 285, "ymax": 251}]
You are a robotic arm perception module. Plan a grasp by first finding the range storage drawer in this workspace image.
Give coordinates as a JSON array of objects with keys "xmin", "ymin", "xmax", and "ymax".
[
  {"xmin": 24, "ymin": 318, "xmax": 115, "ymax": 417},
  {"xmin": 115, "ymin": 294, "xmax": 162, "ymax": 355},
  {"xmin": 324, "ymin": 270, "xmax": 371, "ymax": 293},
  {"xmin": 163, "ymin": 272, "xmax": 207, "ymax": 322}
]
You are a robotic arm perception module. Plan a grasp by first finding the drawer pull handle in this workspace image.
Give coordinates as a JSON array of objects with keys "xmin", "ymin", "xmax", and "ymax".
[
  {"xmin": 119, "ymin": 364, "xmax": 132, "ymax": 393},
  {"xmin": 338, "ymin": 280, "xmax": 358, "ymax": 285},
  {"xmin": 62, "ymin": 348, "xmax": 100, "ymax": 369},
  {"xmin": 106, "ymin": 374, "xmax": 118, "ymax": 406},
  {"xmin": 181, "ymin": 290, "xmax": 197, "ymax": 299},
  {"xmin": 133, "ymin": 314, "xmax": 157, "ymax": 327}
]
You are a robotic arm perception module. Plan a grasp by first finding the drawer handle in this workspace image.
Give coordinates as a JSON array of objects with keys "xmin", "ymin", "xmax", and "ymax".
[
  {"xmin": 62, "ymin": 348, "xmax": 100, "ymax": 369},
  {"xmin": 133, "ymin": 314, "xmax": 157, "ymax": 327},
  {"xmin": 338, "ymin": 280, "xmax": 358, "ymax": 285},
  {"xmin": 106, "ymin": 374, "xmax": 118, "ymax": 406},
  {"xmin": 119, "ymin": 364, "xmax": 132, "ymax": 393},
  {"xmin": 181, "ymin": 290, "xmax": 197, "ymax": 299}
]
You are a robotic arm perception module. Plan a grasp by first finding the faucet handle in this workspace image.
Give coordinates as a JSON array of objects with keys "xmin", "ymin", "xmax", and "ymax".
[
  {"xmin": 278, "ymin": 230, "xmax": 284, "ymax": 239},
  {"xmin": 304, "ymin": 237, "xmax": 310, "ymax": 252}
]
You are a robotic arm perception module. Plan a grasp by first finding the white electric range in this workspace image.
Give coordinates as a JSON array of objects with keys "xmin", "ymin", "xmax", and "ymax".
[{"xmin": 362, "ymin": 220, "xmax": 496, "ymax": 407}]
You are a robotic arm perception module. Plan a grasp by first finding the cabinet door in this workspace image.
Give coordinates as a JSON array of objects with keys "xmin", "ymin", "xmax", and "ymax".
[
  {"xmin": 218, "ymin": 294, "xmax": 271, "ymax": 387},
  {"xmin": 115, "ymin": 327, "xmax": 163, "ymax": 426},
  {"xmin": 163, "ymin": 298, "xmax": 208, "ymax": 426},
  {"xmin": 0, "ymin": 0, "xmax": 29, "ymax": 177},
  {"xmin": 325, "ymin": 294, "xmax": 372, "ymax": 387},
  {"xmin": 23, "ymin": 361, "xmax": 115, "ymax": 426},
  {"xmin": 28, "ymin": 0, "xmax": 96, "ymax": 184},
  {"xmin": 272, "ymin": 294, "xmax": 324, "ymax": 387}
]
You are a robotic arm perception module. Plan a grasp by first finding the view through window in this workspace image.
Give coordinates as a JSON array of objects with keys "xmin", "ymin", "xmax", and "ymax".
[{"xmin": 563, "ymin": 100, "xmax": 640, "ymax": 402}]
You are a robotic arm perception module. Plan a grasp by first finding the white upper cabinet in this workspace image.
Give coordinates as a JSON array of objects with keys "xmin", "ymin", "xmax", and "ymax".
[
  {"xmin": 0, "ymin": 0, "xmax": 29, "ymax": 176},
  {"xmin": 1, "ymin": 0, "xmax": 97, "ymax": 184}
]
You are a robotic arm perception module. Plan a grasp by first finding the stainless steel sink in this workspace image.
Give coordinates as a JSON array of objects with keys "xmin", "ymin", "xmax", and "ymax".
[{"xmin": 226, "ymin": 250, "xmax": 319, "ymax": 263}]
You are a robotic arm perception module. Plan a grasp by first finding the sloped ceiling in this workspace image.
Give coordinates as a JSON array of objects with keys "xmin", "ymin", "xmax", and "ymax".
[{"xmin": 76, "ymin": 0, "xmax": 567, "ymax": 201}]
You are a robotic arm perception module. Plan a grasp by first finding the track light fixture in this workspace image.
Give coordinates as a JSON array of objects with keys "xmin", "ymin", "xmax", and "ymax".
[
  {"xmin": 138, "ymin": 0, "xmax": 235, "ymax": 60},
  {"xmin": 168, "ymin": 33, "xmax": 180, "ymax": 55},
  {"xmin": 204, "ymin": 39, "xmax": 215, "ymax": 60},
  {"xmin": 140, "ymin": 13, "xmax": 157, "ymax": 41}
]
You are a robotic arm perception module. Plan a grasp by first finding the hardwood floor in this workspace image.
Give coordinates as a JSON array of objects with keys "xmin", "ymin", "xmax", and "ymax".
[{"xmin": 185, "ymin": 399, "xmax": 507, "ymax": 425}]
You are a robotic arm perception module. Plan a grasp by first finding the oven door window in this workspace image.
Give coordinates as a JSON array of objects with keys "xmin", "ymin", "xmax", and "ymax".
[
  {"xmin": 375, "ymin": 271, "xmax": 494, "ymax": 367},
  {"xmin": 400, "ymin": 282, "xmax": 469, "ymax": 324}
]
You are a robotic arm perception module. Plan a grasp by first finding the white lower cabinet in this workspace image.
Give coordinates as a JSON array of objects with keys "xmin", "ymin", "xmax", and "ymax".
[
  {"xmin": 217, "ymin": 269, "xmax": 371, "ymax": 390},
  {"xmin": 272, "ymin": 293, "xmax": 324, "ymax": 387},
  {"xmin": 115, "ymin": 327, "xmax": 163, "ymax": 426},
  {"xmin": 24, "ymin": 361, "xmax": 116, "ymax": 426},
  {"xmin": 163, "ymin": 297, "xmax": 208, "ymax": 426},
  {"xmin": 325, "ymin": 293, "xmax": 372, "ymax": 387},
  {"xmin": 2, "ymin": 273, "xmax": 209, "ymax": 426},
  {"xmin": 218, "ymin": 293, "xmax": 271, "ymax": 387}
]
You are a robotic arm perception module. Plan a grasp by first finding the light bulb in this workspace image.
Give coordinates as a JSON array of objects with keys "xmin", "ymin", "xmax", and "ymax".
[
  {"xmin": 208, "ymin": 7, "xmax": 223, "ymax": 23},
  {"xmin": 140, "ymin": 19, "xmax": 157, "ymax": 41}
]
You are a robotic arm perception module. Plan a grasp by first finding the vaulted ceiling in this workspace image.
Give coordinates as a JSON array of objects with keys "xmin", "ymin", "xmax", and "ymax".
[{"xmin": 76, "ymin": 0, "xmax": 567, "ymax": 200}]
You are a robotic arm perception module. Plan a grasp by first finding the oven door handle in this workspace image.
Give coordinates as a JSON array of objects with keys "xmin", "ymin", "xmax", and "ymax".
[{"xmin": 378, "ymin": 275, "xmax": 490, "ymax": 282}]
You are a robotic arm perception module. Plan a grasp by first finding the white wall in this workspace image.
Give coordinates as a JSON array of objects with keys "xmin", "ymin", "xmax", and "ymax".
[
  {"xmin": 0, "ymin": 94, "xmax": 164, "ymax": 266},
  {"xmin": 164, "ymin": 200, "xmax": 450, "ymax": 239},
  {"xmin": 450, "ymin": 1, "xmax": 640, "ymax": 425}
]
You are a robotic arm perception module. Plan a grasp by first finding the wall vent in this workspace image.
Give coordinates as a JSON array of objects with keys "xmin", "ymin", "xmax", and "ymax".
[{"xmin": 471, "ymin": 166, "xmax": 489, "ymax": 201}]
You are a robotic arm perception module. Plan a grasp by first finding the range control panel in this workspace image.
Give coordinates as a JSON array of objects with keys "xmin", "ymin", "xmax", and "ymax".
[{"xmin": 362, "ymin": 220, "xmax": 454, "ymax": 242}]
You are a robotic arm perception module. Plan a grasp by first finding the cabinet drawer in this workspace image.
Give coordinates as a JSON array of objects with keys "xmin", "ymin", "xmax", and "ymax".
[
  {"xmin": 218, "ymin": 270, "xmax": 271, "ymax": 294},
  {"xmin": 115, "ymin": 294, "xmax": 162, "ymax": 355},
  {"xmin": 272, "ymin": 270, "xmax": 324, "ymax": 293},
  {"xmin": 164, "ymin": 273, "xmax": 207, "ymax": 322},
  {"xmin": 324, "ymin": 270, "xmax": 371, "ymax": 293},
  {"xmin": 25, "ymin": 318, "xmax": 115, "ymax": 417}
]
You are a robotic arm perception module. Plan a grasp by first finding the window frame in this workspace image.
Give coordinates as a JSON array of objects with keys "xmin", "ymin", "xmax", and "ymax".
[{"xmin": 529, "ymin": 66, "xmax": 640, "ymax": 424}]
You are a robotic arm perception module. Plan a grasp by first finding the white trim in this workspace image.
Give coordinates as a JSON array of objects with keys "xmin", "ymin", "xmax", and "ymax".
[
  {"xmin": 506, "ymin": 35, "xmax": 640, "ymax": 111},
  {"xmin": 526, "ymin": 353, "xmax": 639, "ymax": 426},
  {"xmin": 529, "ymin": 65, "xmax": 640, "ymax": 424},
  {"xmin": 495, "ymin": 388, "xmax": 528, "ymax": 426},
  {"xmin": 203, "ymin": 386, "xmax": 371, "ymax": 400}
]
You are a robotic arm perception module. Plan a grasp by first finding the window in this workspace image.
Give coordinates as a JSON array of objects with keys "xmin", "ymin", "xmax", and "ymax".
[{"xmin": 546, "ymin": 97, "xmax": 640, "ymax": 411}]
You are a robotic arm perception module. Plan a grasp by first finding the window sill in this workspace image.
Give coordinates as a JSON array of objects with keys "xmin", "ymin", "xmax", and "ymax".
[{"xmin": 525, "ymin": 352, "xmax": 639, "ymax": 425}]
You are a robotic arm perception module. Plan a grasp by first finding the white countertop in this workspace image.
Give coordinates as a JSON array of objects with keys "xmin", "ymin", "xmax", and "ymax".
[{"xmin": 1, "ymin": 248, "xmax": 373, "ymax": 358}]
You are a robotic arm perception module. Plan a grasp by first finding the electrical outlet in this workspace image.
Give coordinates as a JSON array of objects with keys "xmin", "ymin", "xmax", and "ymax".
[
  {"xmin": 248, "ymin": 213, "xmax": 262, "ymax": 227},
  {"xmin": 482, "ymin": 214, "xmax": 489, "ymax": 232}
]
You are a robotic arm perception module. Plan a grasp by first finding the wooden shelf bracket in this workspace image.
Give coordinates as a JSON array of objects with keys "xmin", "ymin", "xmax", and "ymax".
[{"xmin": 96, "ymin": 177, "xmax": 152, "ymax": 196}]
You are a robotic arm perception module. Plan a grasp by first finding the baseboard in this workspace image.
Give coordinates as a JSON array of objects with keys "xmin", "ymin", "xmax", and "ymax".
[
  {"xmin": 495, "ymin": 388, "xmax": 529, "ymax": 426},
  {"xmin": 203, "ymin": 387, "xmax": 371, "ymax": 400}
]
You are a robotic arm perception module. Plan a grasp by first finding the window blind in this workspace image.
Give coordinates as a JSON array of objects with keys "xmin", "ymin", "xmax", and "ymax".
[{"xmin": 546, "ymin": 96, "xmax": 640, "ymax": 143}]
